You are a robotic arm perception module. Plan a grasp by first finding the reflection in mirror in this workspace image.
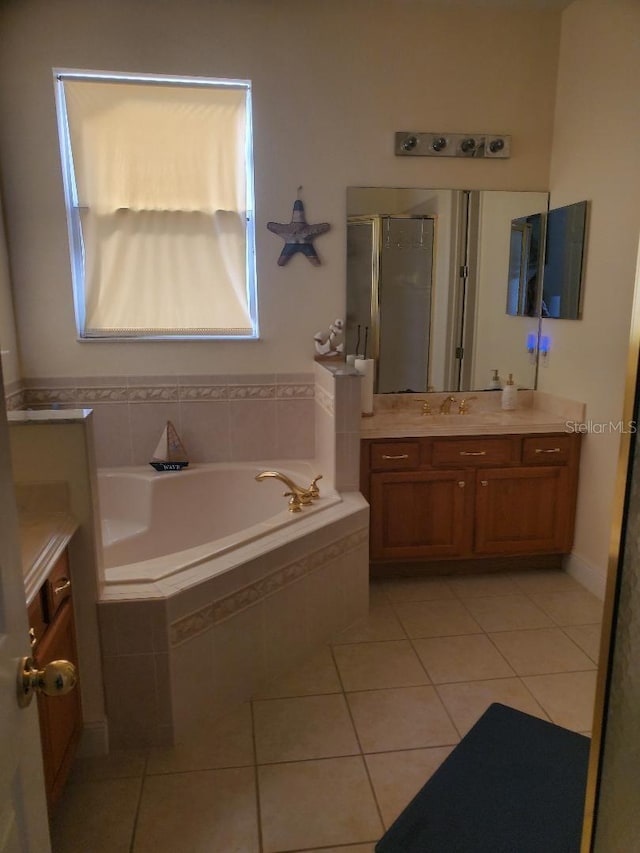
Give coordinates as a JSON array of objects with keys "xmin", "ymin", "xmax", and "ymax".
[
  {"xmin": 506, "ymin": 213, "xmax": 543, "ymax": 318},
  {"xmin": 543, "ymin": 200, "xmax": 588, "ymax": 319},
  {"xmin": 346, "ymin": 188, "xmax": 548, "ymax": 394}
]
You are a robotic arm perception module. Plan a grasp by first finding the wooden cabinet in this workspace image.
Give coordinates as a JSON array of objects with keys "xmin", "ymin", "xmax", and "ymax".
[
  {"xmin": 361, "ymin": 432, "xmax": 581, "ymax": 574},
  {"xmin": 371, "ymin": 471, "xmax": 471, "ymax": 559},
  {"xmin": 474, "ymin": 466, "xmax": 572, "ymax": 556},
  {"xmin": 27, "ymin": 549, "xmax": 82, "ymax": 813}
]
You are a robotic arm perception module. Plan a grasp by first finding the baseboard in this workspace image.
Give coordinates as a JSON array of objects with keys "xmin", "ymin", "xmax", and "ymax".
[
  {"xmin": 563, "ymin": 552, "xmax": 607, "ymax": 600},
  {"xmin": 77, "ymin": 718, "xmax": 109, "ymax": 757},
  {"xmin": 370, "ymin": 554, "xmax": 563, "ymax": 577}
]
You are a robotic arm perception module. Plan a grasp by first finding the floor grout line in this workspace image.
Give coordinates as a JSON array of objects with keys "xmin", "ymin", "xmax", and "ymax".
[
  {"xmin": 249, "ymin": 701, "xmax": 265, "ymax": 853},
  {"xmin": 57, "ymin": 571, "xmax": 601, "ymax": 853},
  {"xmin": 328, "ymin": 642, "xmax": 387, "ymax": 838},
  {"xmin": 128, "ymin": 770, "xmax": 148, "ymax": 853}
]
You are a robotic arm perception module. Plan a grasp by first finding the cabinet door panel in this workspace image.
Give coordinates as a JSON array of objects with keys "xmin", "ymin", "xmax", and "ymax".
[
  {"xmin": 475, "ymin": 466, "xmax": 571, "ymax": 555},
  {"xmin": 35, "ymin": 597, "xmax": 82, "ymax": 811},
  {"xmin": 371, "ymin": 470, "xmax": 470, "ymax": 560}
]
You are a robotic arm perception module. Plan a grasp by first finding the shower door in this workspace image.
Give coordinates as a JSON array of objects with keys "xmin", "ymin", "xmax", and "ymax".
[
  {"xmin": 346, "ymin": 217, "xmax": 379, "ymax": 360},
  {"xmin": 346, "ymin": 215, "xmax": 435, "ymax": 393}
]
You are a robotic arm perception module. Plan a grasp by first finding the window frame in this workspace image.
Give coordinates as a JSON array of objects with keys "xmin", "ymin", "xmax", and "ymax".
[{"xmin": 53, "ymin": 68, "xmax": 259, "ymax": 341}]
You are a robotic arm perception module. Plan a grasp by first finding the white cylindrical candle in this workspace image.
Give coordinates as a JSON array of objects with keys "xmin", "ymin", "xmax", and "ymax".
[{"xmin": 354, "ymin": 357, "xmax": 375, "ymax": 416}]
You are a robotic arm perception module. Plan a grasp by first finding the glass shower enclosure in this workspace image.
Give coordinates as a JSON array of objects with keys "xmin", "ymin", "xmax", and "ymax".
[{"xmin": 346, "ymin": 215, "xmax": 435, "ymax": 393}]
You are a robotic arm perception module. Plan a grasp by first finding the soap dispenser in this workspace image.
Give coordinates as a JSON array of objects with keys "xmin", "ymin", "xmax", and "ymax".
[
  {"xmin": 489, "ymin": 369, "xmax": 501, "ymax": 390},
  {"xmin": 501, "ymin": 374, "xmax": 517, "ymax": 410}
]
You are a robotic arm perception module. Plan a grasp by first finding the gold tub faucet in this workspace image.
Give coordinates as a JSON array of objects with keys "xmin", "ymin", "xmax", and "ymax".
[{"xmin": 255, "ymin": 470, "xmax": 322, "ymax": 511}]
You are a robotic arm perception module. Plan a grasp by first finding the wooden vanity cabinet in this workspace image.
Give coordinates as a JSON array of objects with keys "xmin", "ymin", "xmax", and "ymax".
[
  {"xmin": 370, "ymin": 470, "xmax": 472, "ymax": 559},
  {"xmin": 362, "ymin": 433, "xmax": 580, "ymax": 573},
  {"xmin": 27, "ymin": 549, "xmax": 82, "ymax": 814}
]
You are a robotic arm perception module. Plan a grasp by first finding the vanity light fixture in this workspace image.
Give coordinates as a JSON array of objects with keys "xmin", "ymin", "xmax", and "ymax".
[
  {"xmin": 395, "ymin": 132, "xmax": 511, "ymax": 159},
  {"xmin": 527, "ymin": 332, "xmax": 538, "ymax": 363},
  {"xmin": 401, "ymin": 135, "xmax": 418, "ymax": 152}
]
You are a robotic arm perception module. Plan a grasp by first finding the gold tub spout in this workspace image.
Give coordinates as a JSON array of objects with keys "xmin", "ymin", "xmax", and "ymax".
[{"xmin": 255, "ymin": 470, "xmax": 315, "ymax": 507}]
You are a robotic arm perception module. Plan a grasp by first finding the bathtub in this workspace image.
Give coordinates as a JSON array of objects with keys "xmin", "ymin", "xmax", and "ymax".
[
  {"xmin": 99, "ymin": 461, "xmax": 342, "ymax": 583},
  {"xmin": 97, "ymin": 461, "xmax": 369, "ymax": 746}
]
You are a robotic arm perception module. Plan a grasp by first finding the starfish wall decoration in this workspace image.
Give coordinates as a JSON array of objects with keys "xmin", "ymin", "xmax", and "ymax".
[{"xmin": 267, "ymin": 199, "xmax": 330, "ymax": 266}]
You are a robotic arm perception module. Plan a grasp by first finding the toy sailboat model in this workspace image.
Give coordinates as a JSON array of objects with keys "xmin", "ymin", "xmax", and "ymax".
[{"xmin": 149, "ymin": 421, "xmax": 189, "ymax": 472}]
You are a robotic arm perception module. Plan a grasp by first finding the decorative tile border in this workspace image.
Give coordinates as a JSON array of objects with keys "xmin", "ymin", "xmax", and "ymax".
[
  {"xmin": 228, "ymin": 384, "xmax": 276, "ymax": 400},
  {"xmin": 177, "ymin": 385, "xmax": 228, "ymax": 401},
  {"xmin": 315, "ymin": 383, "xmax": 335, "ymax": 417},
  {"xmin": 5, "ymin": 388, "xmax": 24, "ymax": 411},
  {"xmin": 277, "ymin": 383, "xmax": 315, "ymax": 399},
  {"xmin": 127, "ymin": 385, "xmax": 179, "ymax": 403},
  {"xmin": 169, "ymin": 526, "xmax": 368, "ymax": 647},
  {"xmin": 75, "ymin": 386, "xmax": 129, "ymax": 403},
  {"xmin": 22, "ymin": 388, "xmax": 78, "ymax": 406},
  {"xmin": 19, "ymin": 376, "xmax": 315, "ymax": 407}
]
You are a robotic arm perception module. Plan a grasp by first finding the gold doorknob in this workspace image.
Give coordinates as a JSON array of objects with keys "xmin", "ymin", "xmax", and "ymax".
[{"xmin": 17, "ymin": 656, "xmax": 77, "ymax": 709}]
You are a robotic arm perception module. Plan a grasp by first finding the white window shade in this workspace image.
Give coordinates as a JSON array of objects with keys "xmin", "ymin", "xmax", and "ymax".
[{"xmin": 58, "ymin": 75, "xmax": 256, "ymax": 337}]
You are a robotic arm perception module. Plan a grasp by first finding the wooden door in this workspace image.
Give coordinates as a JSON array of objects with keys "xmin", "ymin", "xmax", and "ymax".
[
  {"xmin": 0, "ymin": 366, "xmax": 51, "ymax": 852},
  {"xmin": 474, "ymin": 466, "xmax": 571, "ymax": 555},
  {"xmin": 370, "ymin": 470, "xmax": 471, "ymax": 560}
]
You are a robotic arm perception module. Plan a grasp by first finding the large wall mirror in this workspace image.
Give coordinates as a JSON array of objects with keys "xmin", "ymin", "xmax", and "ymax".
[{"xmin": 346, "ymin": 187, "xmax": 549, "ymax": 394}]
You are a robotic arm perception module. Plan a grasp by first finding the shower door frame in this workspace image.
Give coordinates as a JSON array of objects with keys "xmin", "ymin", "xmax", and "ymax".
[{"xmin": 347, "ymin": 213, "xmax": 438, "ymax": 394}]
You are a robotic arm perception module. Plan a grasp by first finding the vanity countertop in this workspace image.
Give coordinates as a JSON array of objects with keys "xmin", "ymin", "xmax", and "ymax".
[
  {"xmin": 20, "ymin": 512, "xmax": 78, "ymax": 606},
  {"xmin": 360, "ymin": 390, "xmax": 585, "ymax": 439},
  {"xmin": 8, "ymin": 408, "xmax": 93, "ymax": 425}
]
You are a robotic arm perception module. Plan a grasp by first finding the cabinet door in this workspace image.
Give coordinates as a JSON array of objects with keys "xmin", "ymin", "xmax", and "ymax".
[
  {"xmin": 474, "ymin": 466, "xmax": 572, "ymax": 556},
  {"xmin": 371, "ymin": 470, "xmax": 471, "ymax": 560},
  {"xmin": 35, "ymin": 598, "xmax": 82, "ymax": 812}
]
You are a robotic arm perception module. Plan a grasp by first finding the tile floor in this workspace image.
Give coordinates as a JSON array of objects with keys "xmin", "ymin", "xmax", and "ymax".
[{"xmin": 51, "ymin": 570, "xmax": 602, "ymax": 853}]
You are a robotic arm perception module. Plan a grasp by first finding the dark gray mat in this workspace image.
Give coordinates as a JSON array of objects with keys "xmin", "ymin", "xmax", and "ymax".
[{"xmin": 376, "ymin": 702, "xmax": 590, "ymax": 853}]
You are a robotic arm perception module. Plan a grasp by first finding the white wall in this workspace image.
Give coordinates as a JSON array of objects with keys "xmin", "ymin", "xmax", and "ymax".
[
  {"xmin": 472, "ymin": 191, "xmax": 546, "ymax": 390},
  {"xmin": 0, "ymin": 195, "xmax": 20, "ymax": 390},
  {"xmin": 542, "ymin": 0, "xmax": 640, "ymax": 588},
  {"xmin": 0, "ymin": 0, "xmax": 560, "ymax": 380},
  {"xmin": 9, "ymin": 417, "xmax": 107, "ymax": 754}
]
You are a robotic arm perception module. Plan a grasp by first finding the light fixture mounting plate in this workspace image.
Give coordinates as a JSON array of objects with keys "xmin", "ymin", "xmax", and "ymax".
[{"xmin": 395, "ymin": 132, "xmax": 511, "ymax": 158}]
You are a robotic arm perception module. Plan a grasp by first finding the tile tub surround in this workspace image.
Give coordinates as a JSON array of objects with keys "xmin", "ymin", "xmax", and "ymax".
[
  {"xmin": 314, "ymin": 361, "xmax": 362, "ymax": 492},
  {"xmin": 14, "ymin": 366, "xmax": 363, "ymax": 486},
  {"xmin": 17, "ymin": 368, "xmax": 365, "ymax": 751},
  {"xmin": 4, "ymin": 377, "xmax": 24, "ymax": 410},
  {"xmin": 98, "ymin": 492, "xmax": 369, "ymax": 747},
  {"xmin": 20, "ymin": 372, "xmax": 317, "ymax": 467}
]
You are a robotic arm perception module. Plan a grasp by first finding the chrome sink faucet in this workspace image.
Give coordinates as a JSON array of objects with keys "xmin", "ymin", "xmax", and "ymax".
[{"xmin": 439, "ymin": 396, "xmax": 456, "ymax": 414}]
